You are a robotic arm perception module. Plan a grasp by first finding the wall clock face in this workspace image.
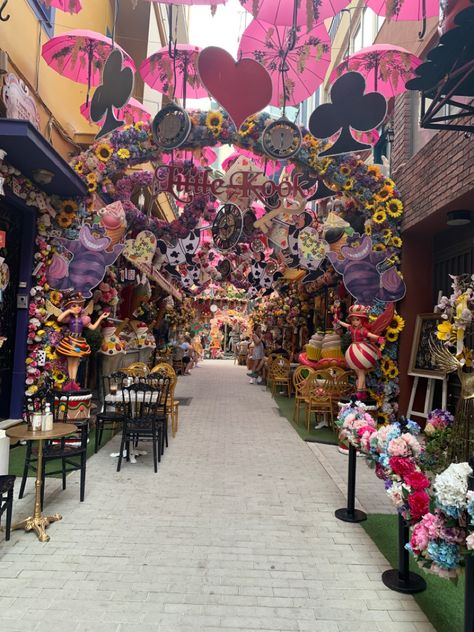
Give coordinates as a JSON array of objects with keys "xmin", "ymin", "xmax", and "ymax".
[
  {"xmin": 152, "ymin": 104, "xmax": 191, "ymax": 149},
  {"xmin": 212, "ymin": 204, "xmax": 243, "ymax": 251},
  {"xmin": 261, "ymin": 117, "xmax": 302, "ymax": 160}
]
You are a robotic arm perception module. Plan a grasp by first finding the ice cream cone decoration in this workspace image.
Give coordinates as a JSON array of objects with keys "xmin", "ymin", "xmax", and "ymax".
[{"xmin": 98, "ymin": 201, "xmax": 126, "ymax": 250}]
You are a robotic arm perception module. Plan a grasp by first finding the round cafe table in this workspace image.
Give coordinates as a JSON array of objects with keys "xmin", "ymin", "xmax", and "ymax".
[{"xmin": 6, "ymin": 423, "xmax": 77, "ymax": 542}]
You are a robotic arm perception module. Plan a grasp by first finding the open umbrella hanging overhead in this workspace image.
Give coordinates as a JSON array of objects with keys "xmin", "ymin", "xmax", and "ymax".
[
  {"xmin": 80, "ymin": 97, "xmax": 151, "ymax": 125},
  {"xmin": 140, "ymin": 44, "xmax": 208, "ymax": 102},
  {"xmin": 365, "ymin": 0, "xmax": 440, "ymax": 38},
  {"xmin": 329, "ymin": 44, "xmax": 422, "ymax": 98},
  {"xmin": 40, "ymin": 0, "xmax": 82, "ymax": 12},
  {"xmin": 42, "ymin": 29, "xmax": 135, "ymax": 104},
  {"xmin": 238, "ymin": 19, "xmax": 331, "ymax": 108},
  {"xmin": 239, "ymin": 0, "xmax": 350, "ymax": 29}
]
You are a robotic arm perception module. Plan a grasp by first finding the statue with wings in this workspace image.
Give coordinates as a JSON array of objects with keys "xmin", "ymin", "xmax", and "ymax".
[
  {"xmin": 429, "ymin": 337, "xmax": 474, "ymax": 463},
  {"xmin": 47, "ymin": 291, "xmax": 108, "ymax": 385}
]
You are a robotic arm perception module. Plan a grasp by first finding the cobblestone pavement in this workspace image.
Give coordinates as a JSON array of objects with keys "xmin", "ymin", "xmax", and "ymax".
[{"xmin": 1, "ymin": 360, "xmax": 434, "ymax": 632}]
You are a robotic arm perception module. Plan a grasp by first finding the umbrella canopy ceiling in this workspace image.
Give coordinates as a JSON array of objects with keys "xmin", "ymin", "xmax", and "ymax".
[
  {"xmin": 140, "ymin": 45, "xmax": 208, "ymax": 100},
  {"xmin": 80, "ymin": 97, "xmax": 151, "ymax": 124},
  {"xmin": 330, "ymin": 44, "xmax": 422, "ymax": 98},
  {"xmin": 40, "ymin": 0, "xmax": 82, "ymax": 13},
  {"xmin": 238, "ymin": 19, "xmax": 331, "ymax": 107}
]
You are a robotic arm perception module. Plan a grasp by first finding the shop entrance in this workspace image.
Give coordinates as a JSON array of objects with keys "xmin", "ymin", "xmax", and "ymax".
[{"xmin": 0, "ymin": 202, "xmax": 22, "ymax": 419}]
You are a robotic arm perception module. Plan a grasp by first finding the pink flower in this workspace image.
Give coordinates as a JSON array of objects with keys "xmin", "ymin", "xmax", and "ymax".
[
  {"xmin": 404, "ymin": 471, "xmax": 430, "ymax": 490},
  {"xmin": 387, "ymin": 437, "xmax": 409, "ymax": 457},
  {"xmin": 401, "ymin": 433, "xmax": 422, "ymax": 456},
  {"xmin": 410, "ymin": 521, "xmax": 430, "ymax": 554},
  {"xmin": 408, "ymin": 491, "xmax": 430, "ymax": 520},
  {"xmin": 389, "ymin": 457, "xmax": 416, "ymax": 477}
]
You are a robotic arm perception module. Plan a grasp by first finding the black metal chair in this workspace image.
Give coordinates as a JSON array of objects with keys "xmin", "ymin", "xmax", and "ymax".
[
  {"xmin": 0, "ymin": 475, "xmax": 15, "ymax": 541},
  {"xmin": 117, "ymin": 379, "xmax": 170, "ymax": 473},
  {"xmin": 94, "ymin": 371, "xmax": 128, "ymax": 453},
  {"xmin": 19, "ymin": 391, "xmax": 89, "ymax": 510}
]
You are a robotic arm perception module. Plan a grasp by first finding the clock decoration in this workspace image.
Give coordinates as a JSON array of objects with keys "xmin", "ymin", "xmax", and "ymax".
[
  {"xmin": 211, "ymin": 203, "xmax": 243, "ymax": 251},
  {"xmin": 261, "ymin": 116, "xmax": 302, "ymax": 160},
  {"xmin": 152, "ymin": 103, "xmax": 191, "ymax": 150}
]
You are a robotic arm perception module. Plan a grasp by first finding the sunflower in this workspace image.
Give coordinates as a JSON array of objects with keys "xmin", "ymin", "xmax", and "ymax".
[
  {"xmin": 45, "ymin": 346, "xmax": 58, "ymax": 361},
  {"xmin": 74, "ymin": 161, "xmax": 84, "ymax": 174},
  {"xmin": 384, "ymin": 178, "xmax": 395, "ymax": 190},
  {"xmin": 387, "ymin": 365, "xmax": 399, "ymax": 379},
  {"xmin": 364, "ymin": 223, "xmax": 372, "ymax": 236},
  {"xmin": 50, "ymin": 290, "xmax": 62, "ymax": 306},
  {"xmin": 373, "ymin": 243, "xmax": 386, "ymax": 252},
  {"xmin": 61, "ymin": 200, "xmax": 78, "ymax": 215},
  {"xmin": 373, "ymin": 209, "xmax": 387, "ymax": 224},
  {"xmin": 386, "ymin": 330, "xmax": 399, "ymax": 343},
  {"xmin": 378, "ymin": 412, "xmax": 390, "ymax": 425},
  {"xmin": 382, "ymin": 228, "xmax": 392, "ymax": 243},
  {"xmin": 239, "ymin": 116, "xmax": 256, "ymax": 137},
  {"xmin": 303, "ymin": 133, "xmax": 320, "ymax": 150},
  {"xmin": 87, "ymin": 181, "xmax": 97, "ymax": 193},
  {"xmin": 134, "ymin": 121, "xmax": 145, "ymax": 130},
  {"xmin": 367, "ymin": 164, "xmax": 381, "ymax": 178},
  {"xmin": 319, "ymin": 157, "xmax": 332, "ymax": 175},
  {"xmin": 117, "ymin": 148, "xmax": 131, "ymax": 160},
  {"xmin": 375, "ymin": 185, "xmax": 392, "ymax": 203},
  {"xmin": 57, "ymin": 213, "xmax": 73, "ymax": 229},
  {"xmin": 95, "ymin": 142, "xmax": 113, "ymax": 162},
  {"xmin": 380, "ymin": 357, "xmax": 393, "ymax": 375},
  {"xmin": 340, "ymin": 164, "xmax": 351, "ymax": 176},
  {"xmin": 387, "ymin": 313, "xmax": 405, "ymax": 335},
  {"xmin": 86, "ymin": 172, "xmax": 97, "ymax": 184},
  {"xmin": 53, "ymin": 370, "xmax": 67, "ymax": 385},
  {"xmin": 386, "ymin": 198, "xmax": 404, "ymax": 218},
  {"xmin": 343, "ymin": 178, "xmax": 354, "ymax": 190},
  {"xmin": 205, "ymin": 110, "xmax": 224, "ymax": 134},
  {"xmin": 390, "ymin": 236, "xmax": 403, "ymax": 248},
  {"xmin": 365, "ymin": 202, "xmax": 375, "ymax": 212}
]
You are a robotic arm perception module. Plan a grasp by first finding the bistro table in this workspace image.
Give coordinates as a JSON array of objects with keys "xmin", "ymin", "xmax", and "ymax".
[{"xmin": 6, "ymin": 422, "xmax": 77, "ymax": 542}]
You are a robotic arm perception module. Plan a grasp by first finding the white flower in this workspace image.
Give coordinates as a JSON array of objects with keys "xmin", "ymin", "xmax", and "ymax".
[
  {"xmin": 466, "ymin": 533, "xmax": 474, "ymax": 550},
  {"xmin": 434, "ymin": 462, "xmax": 472, "ymax": 509},
  {"xmin": 387, "ymin": 482, "xmax": 404, "ymax": 508}
]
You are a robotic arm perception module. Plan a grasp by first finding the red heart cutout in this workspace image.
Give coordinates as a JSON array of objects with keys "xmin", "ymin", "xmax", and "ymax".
[{"xmin": 198, "ymin": 47, "xmax": 273, "ymax": 130}]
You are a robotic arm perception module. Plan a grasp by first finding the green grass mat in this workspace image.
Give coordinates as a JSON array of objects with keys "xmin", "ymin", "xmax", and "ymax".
[
  {"xmin": 8, "ymin": 425, "xmax": 118, "ymax": 478},
  {"xmin": 272, "ymin": 390, "xmax": 338, "ymax": 445},
  {"xmin": 362, "ymin": 514, "xmax": 464, "ymax": 632}
]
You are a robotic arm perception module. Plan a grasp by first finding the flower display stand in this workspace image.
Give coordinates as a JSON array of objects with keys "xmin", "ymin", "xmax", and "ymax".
[{"xmin": 381, "ymin": 514, "xmax": 426, "ymax": 594}]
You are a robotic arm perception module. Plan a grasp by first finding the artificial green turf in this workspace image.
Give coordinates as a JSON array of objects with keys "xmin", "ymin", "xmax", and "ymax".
[
  {"xmin": 272, "ymin": 391, "xmax": 338, "ymax": 445},
  {"xmin": 8, "ymin": 426, "xmax": 118, "ymax": 478},
  {"xmin": 362, "ymin": 514, "xmax": 464, "ymax": 632}
]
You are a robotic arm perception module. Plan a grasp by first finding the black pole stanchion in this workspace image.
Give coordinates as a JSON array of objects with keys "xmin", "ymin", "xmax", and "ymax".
[
  {"xmin": 335, "ymin": 443, "xmax": 367, "ymax": 523},
  {"xmin": 464, "ymin": 458, "xmax": 474, "ymax": 632},
  {"xmin": 382, "ymin": 513, "xmax": 426, "ymax": 593}
]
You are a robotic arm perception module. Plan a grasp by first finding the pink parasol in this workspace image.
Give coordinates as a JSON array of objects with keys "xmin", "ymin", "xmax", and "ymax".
[
  {"xmin": 42, "ymin": 30, "xmax": 135, "ymax": 103},
  {"xmin": 80, "ymin": 97, "xmax": 151, "ymax": 125},
  {"xmin": 329, "ymin": 44, "xmax": 422, "ymax": 98},
  {"xmin": 40, "ymin": 0, "xmax": 82, "ymax": 12},
  {"xmin": 238, "ymin": 19, "xmax": 331, "ymax": 108},
  {"xmin": 365, "ymin": 0, "xmax": 439, "ymax": 22},
  {"xmin": 239, "ymin": 0, "xmax": 350, "ymax": 28},
  {"xmin": 142, "ymin": 0, "xmax": 226, "ymax": 5},
  {"xmin": 140, "ymin": 44, "xmax": 208, "ymax": 100}
]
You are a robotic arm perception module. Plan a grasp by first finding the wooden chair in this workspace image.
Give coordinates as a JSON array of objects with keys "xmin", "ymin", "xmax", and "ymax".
[
  {"xmin": 329, "ymin": 369, "xmax": 353, "ymax": 414},
  {"xmin": 265, "ymin": 353, "xmax": 283, "ymax": 391},
  {"xmin": 0, "ymin": 475, "xmax": 15, "ymax": 541},
  {"xmin": 304, "ymin": 371, "xmax": 334, "ymax": 432},
  {"xmin": 292, "ymin": 365, "xmax": 315, "ymax": 424},
  {"xmin": 271, "ymin": 357, "xmax": 292, "ymax": 398},
  {"xmin": 151, "ymin": 363, "xmax": 179, "ymax": 437},
  {"xmin": 123, "ymin": 362, "xmax": 149, "ymax": 378}
]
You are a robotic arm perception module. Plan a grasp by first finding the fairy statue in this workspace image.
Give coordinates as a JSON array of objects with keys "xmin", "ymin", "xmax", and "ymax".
[
  {"xmin": 49, "ymin": 291, "xmax": 108, "ymax": 384},
  {"xmin": 334, "ymin": 303, "xmax": 393, "ymax": 401}
]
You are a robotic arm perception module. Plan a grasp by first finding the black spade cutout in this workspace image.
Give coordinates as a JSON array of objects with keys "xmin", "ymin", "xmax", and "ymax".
[
  {"xmin": 91, "ymin": 49, "xmax": 134, "ymax": 141},
  {"xmin": 309, "ymin": 72, "xmax": 387, "ymax": 157},
  {"xmin": 299, "ymin": 173, "xmax": 335, "ymax": 202}
]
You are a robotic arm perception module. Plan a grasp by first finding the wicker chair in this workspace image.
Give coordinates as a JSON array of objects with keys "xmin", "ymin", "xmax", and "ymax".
[
  {"xmin": 271, "ymin": 357, "xmax": 292, "ymax": 398},
  {"xmin": 151, "ymin": 363, "xmax": 179, "ymax": 438},
  {"xmin": 304, "ymin": 370, "xmax": 334, "ymax": 432},
  {"xmin": 292, "ymin": 365, "xmax": 315, "ymax": 424}
]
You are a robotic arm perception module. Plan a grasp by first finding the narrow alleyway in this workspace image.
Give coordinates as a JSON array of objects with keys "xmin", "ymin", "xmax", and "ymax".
[{"xmin": 1, "ymin": 361, "xmax": 434, "ymax": 632}]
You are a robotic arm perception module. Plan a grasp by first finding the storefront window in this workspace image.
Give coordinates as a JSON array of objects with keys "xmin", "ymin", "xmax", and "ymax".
[{"xmin": 27, "ymin": 0, "xmax": 55, "ymax": 38}]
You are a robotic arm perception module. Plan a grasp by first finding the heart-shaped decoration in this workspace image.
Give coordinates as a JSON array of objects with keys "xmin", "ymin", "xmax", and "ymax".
[
  {"xmin": 198, "ymin": 47, "xmax": 272, "ymax": 130},
  {"xmin": 123, "ymin": 230, "xmax": 156, "ymax": 267}
]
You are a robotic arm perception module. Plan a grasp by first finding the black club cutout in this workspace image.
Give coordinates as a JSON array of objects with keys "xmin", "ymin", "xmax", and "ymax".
[
  {"xmin": 309, "ymin": 72, "xmax": 387, "ymax": 157},
  {"xmin": 91, "ymin": 49, "xmax": 135, "ymax": 141}
]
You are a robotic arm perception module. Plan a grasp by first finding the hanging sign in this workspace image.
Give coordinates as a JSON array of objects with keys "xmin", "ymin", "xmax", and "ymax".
[{"xmin": 154, "ymin": 164, "xmax": 313, "ymax": 208}]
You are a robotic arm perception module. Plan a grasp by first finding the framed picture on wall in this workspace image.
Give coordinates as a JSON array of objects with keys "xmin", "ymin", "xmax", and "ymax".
[{"xmin": 408, "ymin": 313, "xmax": 446, "ymax": 379}]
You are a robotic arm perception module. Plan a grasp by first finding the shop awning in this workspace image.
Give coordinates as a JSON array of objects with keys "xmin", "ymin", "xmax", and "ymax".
[{"xmin": 0, "ymin": 119, "xmax": 87, "ymax": 197}]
